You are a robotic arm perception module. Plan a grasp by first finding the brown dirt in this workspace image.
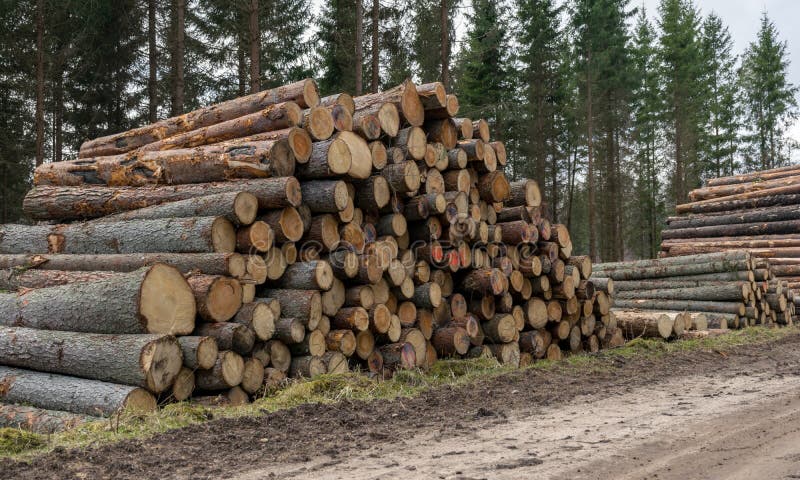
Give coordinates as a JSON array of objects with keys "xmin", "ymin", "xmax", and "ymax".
[{"xmin": 5, "ymin": 333, "xmax": 800, "ymax": 479}]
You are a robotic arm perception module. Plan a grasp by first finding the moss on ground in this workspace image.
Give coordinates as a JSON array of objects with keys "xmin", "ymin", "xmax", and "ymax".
[{"xmin": 1, "ymin": 326, "xmax": 795, "ymax": 459}]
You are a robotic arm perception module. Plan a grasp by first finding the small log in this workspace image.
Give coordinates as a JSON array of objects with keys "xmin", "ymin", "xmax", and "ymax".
[
  {"xmin": 194, "ymin": 322, "xmax": 255, "ymax": 355},
  {"xmin": 0, "ymin": 404, "xmax": 95, "ymax": 434},
  {"xmin": 187, "ymin": 274, "xmax": 243, "ymax": 322},
  {"xmin": 195, "ymin": 351, "xmax": 245, "ymax": 391},
  {"xmin": 178, "ymin": 336, "xmax": 219, "ymax": 370},
  {"xmin": 289, "ymin": 356, "xmax": 326, "ymax": 378}
]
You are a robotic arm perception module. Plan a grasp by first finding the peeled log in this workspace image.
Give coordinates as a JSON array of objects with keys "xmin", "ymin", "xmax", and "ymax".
[
  {"xmin": 613, "ymin": 311, "xmax": 677, "ymax": 339},
  {"xmin": 0, "ymin": 253, "xmax": 246, "ymax": 278},
  {"xmin": 24, "ymin": 178, "xmax": 302, "ymax": 221},
  {"xmin": 0, "ymin": 404, "xmax": 95, "ymax": 434},
  {"xmin": 0, "ymin": 264, "xmax": 195, "ymax": 335},
  {"xmin": 0, "ymin": 366, "xmax": 156, "ymax": 417},
  {"xmin": 0, "ymin": 217, "xmax": 236, "ymax": 254},
  {"xmin": 79, "ymin": 79, "xmax": 318, "ymax": 157}
]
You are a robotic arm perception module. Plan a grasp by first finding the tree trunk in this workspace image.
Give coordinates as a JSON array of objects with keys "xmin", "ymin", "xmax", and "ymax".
[
  {"xmin": 371, "ymin": 0, "xmax": 379, "ymax": 93},
  {"xmin": 0, "ymin": 366, "xmax": 156, "ymax": 417},
  {"xmin": 615, "ymin": 283, "xmax": 748, "ymax": 302},
  {"xmin": 355, "ymin": 0, "xmax": 363, "ymax": 95},
  {"xmin": 440, "ymin": 0, "xmax": 449, "ymax": 89},
  {"xmin": 0, "ymin": 264, "xmax": 195, "ymax": 335},
  {"xmin": 0, "ymin": 404, "xmax": 94, "ymax": 434},
  {"xmin": 0, "ymin": 268, "xmax": 119, "ymax": 290},
  {"xmin": 0, "ymin": 253, "xmax": 246, "ymax": 278},
  {"xmin": 171, "ymin": 0, "xmax": 185, "ymax": 115},
  {"xmin": 353, "ymin": 79, "xmax": 424, "ymax": 127},
  {"xmin": 35, "ymin": 0, "xmax": 44, "ymax": 167},
  {"xmin": 249, "ymin": 0, "xmax": 260, "ymax": 93},
  {"xmin": 148, "ymin": 0, "xmax": 157, "ymax": 123},
  {"xmin": 0, "ymin": 327, "xmax": 182, "ymax": 393},
  {"xmin": 79, "ymin": 79, "xmax": 318, "ymax": 157},
  {"xmin": 0, "ymin": 217, "xmax": 235, "ymax": 254},
  {"xmin": 592, "ymin": 259, "xmax": 750, "ymax": 281},
  {"xmin": 178, "ymin": 336, "xmax": 218, "ymax": 370},
  {"xmin": 37, "ymin": 142, "xmax": 296, "ymax": 187},
  {"xmin": 95, "ymin": 191, "xmax": 257, "ymax": 226},
  {"xmin": 24, "ymin": 177, "xmax": 301, "ymax": 221}
]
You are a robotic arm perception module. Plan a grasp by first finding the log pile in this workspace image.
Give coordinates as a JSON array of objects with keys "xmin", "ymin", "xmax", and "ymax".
[
  {"xmin": 0, "ymin": 78, "xmax": 620, "ymax": 428},
  {"xmin": 592, "ymin": 251, "xmax": 794, "ymax": 336},
  {"xmin": 658, "ymin": 164, "xmax": 800, "ymax": 322}
]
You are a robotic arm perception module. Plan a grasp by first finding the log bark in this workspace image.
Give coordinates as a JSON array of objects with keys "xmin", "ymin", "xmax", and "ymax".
[
  {"xmin": 0, "ymin": 216, "xmax": 236, "ymax": 254},
  {"xmin": 662, "ymin": 219, "xmax": 800, "ymax": 240},
  {"xmin": 0, "ymin": 366, "xmax": 156, "ymax": 417},
  {"xmin": 0, "ymin": 404, "xmax": 95, "ymax": 433},
  {"xmin": 676, "ymin": 184, "xmax": 800, "ymax": 214},
  {"xmin": 424, "ymin": 94, "xmax": 459, "ymax": 120},
  {"xmin": 269, "ymin": 260, "xmax": 333, "ymax": 291},
  {"xmin": 232, "ymin": 301, "xmax": 275, "ymax": 340},
  {"xmin": 0, "ymin": 264, "xmax": 194, "ymax": 335},
  {"xmin": 353, "ymin": 80, "xmax": 424, "ymax": 127},
  {"xmin": 613, "ymin": 311, "xmax": 677, "ymax": 339},
  {"xmin": 0, "ymin": 327, "xmax": 182, "ymax": 393},
  {"xmin": 79, "ymin": 79, "xmax": 318, "ymax": 157},
  {"xmin": 95, "ymin": 191, "xmax": 258, "ymax": 226},
  {"xmin": 688, "ymin": 174, "xmax": 800, "ymax": 201},
  {"xmin": 0, "ymin": 269, "xmax": 120, "ymax": 290},
  {"xmin": 259, "ymin": 289, "xmax": 322, "ymax": 328},
  {"xmin": 289, "ymin": 356, "xmax": 325, "ymax": 378},
  {"xmin": 194, "ymin": 322, "xmax": 255, "ymax": 355},
  {"xmin": 195, "ymin": 351, "xmax": 244, "ymax": 390},
  {"xmin": 613, "ymin": 299, "xmax": 745, "ymax": 315},
  {"xmin": 178, "ymin": 336, "xmax": 218, "ymax": 370},
  {"xmin": 592, "ymin": 259, "xmax": 751, "ymax": 281},
  {"xmin": 705, "ymin": 164, "xmax": 800, "ymax": 186},
  {"xmin": 37, "ymin": 142, "xmax": 295, "ymax": 187},
  {"xmin": 615, "ymin": 284, "xmax": 749, "ymax": 301},
  {"xmin": 431, "ymin": 326, "xmax": 470, "ymax": 356}
]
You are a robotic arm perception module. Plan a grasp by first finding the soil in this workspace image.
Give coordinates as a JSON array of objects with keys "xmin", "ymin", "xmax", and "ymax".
[{"xmin": 5, "ymin": 333, "xmax": 800, "ymax": 479}]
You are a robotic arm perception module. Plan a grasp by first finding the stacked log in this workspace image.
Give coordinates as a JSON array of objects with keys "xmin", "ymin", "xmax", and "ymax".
[
  {"xmin": 593, "ymin": 251, "xmax": 792, "ymax": 334},
  {"xmin": 1, "ymin": 78, "xmax": 618, "ymax": 430},
  {"xmin": 659, "ymin": 164, "xmax": 800, "ymax": 323}
]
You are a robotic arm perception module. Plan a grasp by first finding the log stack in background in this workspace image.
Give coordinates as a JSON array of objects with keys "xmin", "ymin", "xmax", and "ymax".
[
  {"xmin": 657, "ymin": 164, "xmax": 800, "ymax": 323},
  {"xmin": 0, "ymin": 78, "xmax": 619, "ymax": 431}
]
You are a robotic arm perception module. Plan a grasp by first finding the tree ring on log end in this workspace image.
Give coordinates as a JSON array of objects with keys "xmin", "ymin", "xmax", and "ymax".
[{"xmin": 139, "ymin": 264, "xmax": 196, "ymax": 335}]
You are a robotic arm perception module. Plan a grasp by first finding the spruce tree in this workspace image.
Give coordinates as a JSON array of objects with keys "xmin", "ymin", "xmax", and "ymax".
[
  {"xmin": 739, "ymin": 12, "xmax": 798, "ymax": 170},
  {"xmin": 700, "ymin": 13, "xmax": 740, "ymax": 177},
  {"xmin": 381, "ymin": 1, "xmax": 413, "ymax": 88},
  {"xmin": 316, "ymin": 0, "xmax": 362, "ymax": 94},
  {"xmin": 411, "ymin": 0, "xmax": 457, "ymax": 83}
]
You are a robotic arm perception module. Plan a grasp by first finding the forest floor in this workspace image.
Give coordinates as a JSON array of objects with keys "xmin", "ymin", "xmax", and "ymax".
[{"xmin": 3, "ymin": 327, "xmax": 800, "ymax": 479}]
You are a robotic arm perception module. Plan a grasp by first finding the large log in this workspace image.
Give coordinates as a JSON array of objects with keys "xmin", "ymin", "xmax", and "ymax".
[
  {"xmin": 594, "ymin": 251, "xmax": 751, "ymax": 271},
  {"xmin": 23, "ymin": 177, "xmax": 302, "ymax": 221},
  {"xmin": 353, "ymin": 79, "xmax": 424, "ymax": 127},
  {"xmin": 0, "ymin": 269, "xmax": 119, "ymax": 290},
  {"xmin": 661, "ymin": 219, "xmax": 800, "ymax": 239},
  {"xmin": 0, "ymin": 253, "xmax": 246, "ymax": 278},
  {"xmin": 591, "ymin": 259, "xmax": 751, "ymax": 281},
  {"xmin": 0, "ymin": 217, "xmax": 235, "ymax": 254},
  {"xmin": 614, "ymin": 283, "xmax": 749, "ymax": 301},
  {"xmin": 0, "ymin": 264, "xmax": 195, "ymax": 335},
  {"xmin": 613, "ymin": 299, "xmax": 746, "ymax": 315},
  {"xmin": 613, "ymin": 311, "xmax": 676, "ymax": 339},
  {"xmin": 611, "ymin": 279, "xmax": 753, "ymax": 292},
  {"xmin": 676, "ymin": 184, "xmax": 800, "ymax": 214},
  {"xmin": 0, "ymin": 366, "xmax": 157, "ymax": 417},
  {"xmin": 93, "ymin": 191, "xmax": 258, "ymax": 226},
  {"xmin": 295, "ymin": 134, "xmax": 354, "ymax": 179},
  {"xmin": 705, "ymin": 164, "xmax": 800, "ymax": 186},
  {"xmin": 688, "ymin": 174, "xmax": 800, "ymax": 201},
  {"xmin": 506, "ymin": 180, "xmax": 541, "ymax": 207},
  {"xmin": 0, "ymin": 404, "xmax": 95, "ymax": 434},
  {"xmin": 37, "ymin": 142, "xmax": 296, "ymax": 187},
  {"xmin": 665, "ymin": 205, "xmax": 800, "ymax": 230},
  {"xmin": 78, "ymin": 79, "xmax": 318, "ymax": 157},
  {"xmin": 0, "ymin": 327, "xmax": 183, "ymax": 393}
]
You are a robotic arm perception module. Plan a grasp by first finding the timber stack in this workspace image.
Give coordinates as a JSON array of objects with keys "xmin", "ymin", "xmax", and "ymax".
[
  {"xmin": 0, "ymin": 78, "xmax": 618, "ymax": 432},
  {"xmin": 592, "ymin": 250, "xmax": 793, "ymax": 339},
  {"xmin": 658, "ymin": 164, "xmax": 800, "ymax": 321}
]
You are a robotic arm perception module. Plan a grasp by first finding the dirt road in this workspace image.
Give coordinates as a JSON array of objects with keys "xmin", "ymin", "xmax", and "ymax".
[{"xmin": 5, "ymin": 334, "xmax": 800, "ymax": 479}]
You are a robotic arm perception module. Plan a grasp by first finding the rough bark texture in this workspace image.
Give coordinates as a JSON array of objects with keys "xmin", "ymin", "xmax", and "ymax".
[
  {"xmin": 0, "ymin": 327, "xmax": 182, "ymax": 393},
  {"xmin": 0, "ymin": 366, "xmax": 156, "ymax": 417},
  {"xmin": 0, "ymin": 265, "xmax": 195, "ymax": 335},
  {"xmin": 95, "ymin": 191, "xmax": 258, "ymax": 226},
  {"xmin": 0, "ymin": 404, "xmax": 94, "ymax": 434}
]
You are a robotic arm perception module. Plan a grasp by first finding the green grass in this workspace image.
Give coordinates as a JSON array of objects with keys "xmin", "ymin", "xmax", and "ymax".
[{"xmin": 1, "ymin": 326, "xmax": 796, "ymax": 460}]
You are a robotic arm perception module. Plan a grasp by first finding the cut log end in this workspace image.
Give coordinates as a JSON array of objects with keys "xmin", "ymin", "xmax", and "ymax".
[
  {"xmin": 233, "ymin": 192, "xmax": 259, "ymax": 225},
  {"xmin": 140, "ymin": 336, "xmax": 183, "ymax": 393},
  {"xmin": 140, "ymin": 264, "xmax": 197, "ymax": 335},
  {"xmin": 212, "ymin": 217, "xmax": 237, "ymax": 253},
  {"xmin": 123, "ymin": 388, "xmax": 159, "ymax": 413}
]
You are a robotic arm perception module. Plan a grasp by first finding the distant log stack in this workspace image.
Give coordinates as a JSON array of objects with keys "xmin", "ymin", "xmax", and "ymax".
[
  {"xmin": 1, "ymin": 77, "xmax": 618, "ymax": 432},
  {"xmin": 656, "ymin": 164, "xmax": 800, "ymax": 324}
]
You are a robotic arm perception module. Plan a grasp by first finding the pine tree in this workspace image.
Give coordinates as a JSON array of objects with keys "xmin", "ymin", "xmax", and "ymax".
[
  {"xmin": 700, "ymin": 13, "xmax": 740, "ymax": 178},
  {"xmin": 739, "ymin": 12, "xmax": 798, "ymax": 170},
  {"xmin": 630, "ymin": 7, "xmax": 664, "ymax": 259},
  {"xmin": 657, "ymin": 0, "xmax": 704, "ymax": 203},
  {"xmin": 515, "ymin": 0, "xmax": 564, "ymax": 204}
]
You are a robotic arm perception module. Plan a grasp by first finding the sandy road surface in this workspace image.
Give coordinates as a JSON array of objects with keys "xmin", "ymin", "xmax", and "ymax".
[{"xmin": 5, "ymin": 334, "xmax": 800, "ymax": 479}]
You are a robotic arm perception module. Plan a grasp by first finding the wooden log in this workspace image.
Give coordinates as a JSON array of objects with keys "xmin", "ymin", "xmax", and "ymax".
[
  {"xmin": 0, "ymin": 264, "xmax": 194, "ymax": 335},
  {"xmin": 381, "ymin": 161, "xmax": 421, "ymax": 193},
  {"xmin": 355, "ymin": 176, "xmax": 391, "ymax": 210},
  {"xmin": 662, "ymin": 219, "xmax": 800, "ymax": 239},
  {"xmin": 354, "ymin": 79, "xmax": 424, "ymax": 127},
  {"xmin": 488, "ymin": 342, "xmax": 520, "ymax": 366},
  {"xmin": 232, "ymin": 302, "xmax": 275, "ymax": 341},
  {"xmin": 295, "ymin": 135, "xmax": 354, "ymax": 179},
  {"xmin": 395, "ymin": 126, "xmax": 427, "ymax": 160},
  {"xmin": 195, "ymin": 351, "xmax": 245, "ymax": 390},
  {"xmin": 688, "ymin": 174, "xmax": 800, "ymax": 201},
  {"xmin": 482, "ymin": 314, "xmax": 516, "ymax": 343},
  {"xmin": 472, "ymin": 119, "xmax": 490, "ymax": 142},
  {"xmin": 592, "ymin": 259, "xmax": 751, "ymax": 281},
  {"xmin": 79, "ymin": 79, "xmax": 318, "ymax": 157},
  {"xmin": 270, "ymin": 260, "xmax": 333, "ymax": 291},
  {"xmin": 676, "ymin": 185, "xmax": 800, "ymax": 214},
  {"xmin": 615, "ymin": 284, "xmax": 749, "ymax": 301},
  {"xmin": 0, "ymin": 327, "xmax": 182, "ymax": 393},
  {"xmin": 0, "ymin": 366, "xmax": 156, "ymax": 417},
  {"xmin": 461, "ymin": 268, "xmax": 505, "ymax": 295},
  {"xmin": 289, "ymin": 356, "xmax": 326, "ymax": 378},
  {"xmin": 321, "ymin": 351, "xmax": 349, "ymax": 374},
  {"xmin": 187, "ymin": 274, "xmax": 243, "ymax": 322},
  {"xmin": 431, "ymin": 326, "xmax": 470, "ymax": 356},
  {"xmin": 302, "ymin": 106, "xmax": 336, "ymax": 140},
  {"xmin": 355, "ymin": 103, "xmax": 398, "ymax": 137},
  {"xmin": 178, "ymin": 336, "xmax": 218, "ymax": 370},
  {"xmin": 378, "ymin": 342, "xmax": 416, "ymax": 370},
  {"xmin": 194, "ymin": 322, "xmax": 255, "ymax": 355},
  {"xmin": 0, "ymin": 404, "xmax": 95, "ymax": 434},
  {"xmin": 0, "ymin": 253, "xmax": 246, "ymax": 279},
  {"xmin": 613, "ymin": 299, "xmax": 745, "ymax": 315},
  {"xmin": 666, "ymin": 204, "xmax": 800, "ymax": 230},
  {"xmin": 0, "ymin": 269, "xmax": 121, "ymax": 290},
  {"xmin": 613, "ymin": 311, "xmax": 677, "ymax": 339},
  {"xmin": 25, "ymin": 178, "xmax": 302, "ymax": 221},
  {"xmin": 259, "ymin": 289, "xmax": 322, "ymax": 329},
  {"xmin": 424, "ymin": 94, "xmax": 459, "ymax": 120},
  {"xmin": 506, "ymin": 180, "xmax": 541, "ymax": 207},
  {"xmin": 477, "ymin": 170, "xmax": 510, "ymax": 203},
  {"xmin": 705, "ymin": 164, "xmax": 800, "ymax": 186},
  {"xmin": 38, "ymin": 141, "xmax": 296, "ymax": 187},
  {"xmin": 0, "ymin": 216, "xmax": 236, "ymax": 254},
  {"xmin": 300, "ymin": 180, "xmax": 350, "ymax": 213},
  {"xmin": 399, "ymin": 328, "xmax": 427, "ymax": 367}
]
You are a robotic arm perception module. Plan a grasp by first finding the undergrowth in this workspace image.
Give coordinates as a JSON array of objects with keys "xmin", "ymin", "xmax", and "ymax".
[{"xmin": 1, "ymin": 326, "xmax": 794, "ymax": 460}]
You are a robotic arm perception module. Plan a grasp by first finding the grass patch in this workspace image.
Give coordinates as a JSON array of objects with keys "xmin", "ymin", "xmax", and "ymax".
[{"xmin": 2, "ymin": 326, "xmax": 797, "ymax": 460}]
